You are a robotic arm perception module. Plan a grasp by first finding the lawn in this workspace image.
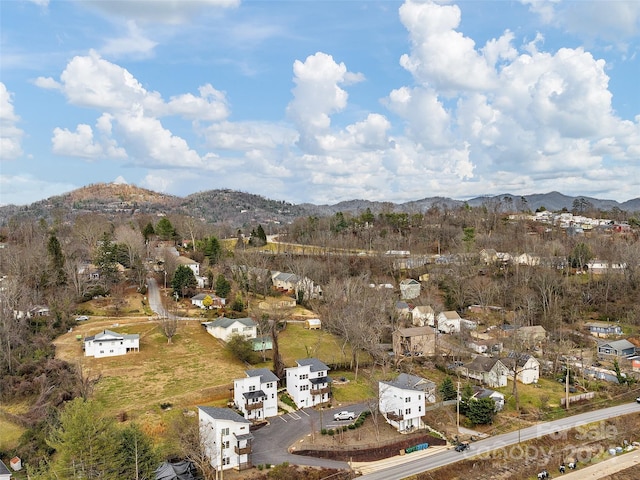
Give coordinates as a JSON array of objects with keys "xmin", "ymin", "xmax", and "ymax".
[
  {"xmin": 0, "ymin": 416, "xmax": 25, "ymax": 451},
  {"xmin": 277, "ymin": 323, "xmax": 352, "ymax": 366},
  {"xmin": 54, "ymin": 318, "xmax": 248, "ymax": 419}
]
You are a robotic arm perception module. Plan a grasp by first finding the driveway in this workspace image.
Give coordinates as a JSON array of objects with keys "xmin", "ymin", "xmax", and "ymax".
[{"xmin": 251, "ymin": 403, "xmax": 368, "ymax": 468}]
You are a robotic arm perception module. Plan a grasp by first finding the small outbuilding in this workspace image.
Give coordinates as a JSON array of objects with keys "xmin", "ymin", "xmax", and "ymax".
[{"xmin": 305, "ymin": 318, "xmax": 322, "ymax": 330}]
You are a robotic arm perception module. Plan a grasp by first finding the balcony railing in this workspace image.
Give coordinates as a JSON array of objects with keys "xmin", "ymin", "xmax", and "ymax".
[
  {"xmin": 245, "ymin": 401, "xmax": 263, "ymax": 411},
  {"xmin": 311, "ymin": 386, "xmax": 330, "ymax": 395},
  {"xmin": 235, "ymin": 445, "xmax": 252, "ymax": 455},
  {"xmin": 236, "ymin": 461, "xmax": 253, "ymax": 471},
  {"xmin": 385, "ymin": 411, "xmax": 404, "ymax": 421}
]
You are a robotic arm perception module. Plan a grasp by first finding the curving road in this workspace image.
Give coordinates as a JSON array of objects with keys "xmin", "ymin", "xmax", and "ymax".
[{"xmin": 357, "ymin": 401, "xmax": 640, "ymax": 480}]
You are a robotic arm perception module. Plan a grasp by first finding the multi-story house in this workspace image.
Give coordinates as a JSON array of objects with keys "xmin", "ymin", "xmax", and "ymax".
[
  {"xmin": 198, "ymin": 407, "xmax": 253, "ymax": 472},
  {"xmin": 379, "ymin": 373, "xmax": 433, "ymax": 433},
  {"xmin": 285, "ymin": 358, "xmax": 331, "ymax": 409},
  {"xmin": 233, "ymin": 368, "xmax": 279, "ymax": 420},
  {"xmin": 83, "ymin": 329, "xmax": 140, "ymax": 358}
]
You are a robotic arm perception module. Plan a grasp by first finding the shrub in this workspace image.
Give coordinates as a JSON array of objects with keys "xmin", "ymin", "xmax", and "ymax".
[
  {"xmin": 328, "ymin": 429, "xmax": 335, "ymax": 436},
  {"xmin": 321, "ymin": 428, "xmax": 327, "ymax": 435}
]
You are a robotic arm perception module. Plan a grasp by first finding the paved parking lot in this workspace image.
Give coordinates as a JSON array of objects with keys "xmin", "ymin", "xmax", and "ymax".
[{"xmin": 250, "ymin": 404, "xmax": 366, "ymax": 468}]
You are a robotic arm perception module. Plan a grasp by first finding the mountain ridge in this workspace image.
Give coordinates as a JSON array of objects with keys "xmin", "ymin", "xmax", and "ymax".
[{"xmin": 0, "ymin": 183, "xmax": 638, "ymax": 228}]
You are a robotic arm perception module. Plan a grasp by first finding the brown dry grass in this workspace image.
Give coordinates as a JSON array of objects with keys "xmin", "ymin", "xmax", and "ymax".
[{"xmin": 54, "ymin": 316, "xmax": 247, "ymax": 420}]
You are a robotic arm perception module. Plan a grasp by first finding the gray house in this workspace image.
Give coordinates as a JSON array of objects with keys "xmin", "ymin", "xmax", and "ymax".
[
  {"xmin": 585, "ymin": 321, "xmax": 623, "ymax": 337},
  {"xmin": 597, "ymin": 339, "xmax": 636, "ymax": 358}
]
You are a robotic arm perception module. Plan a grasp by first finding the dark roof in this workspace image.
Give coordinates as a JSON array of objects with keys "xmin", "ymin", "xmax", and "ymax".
[
  {"xmin": 296, "ymin": 358, "xmax": 329, "ymax": 372},
  {"xmin": 309, "ymin": 376, "xmax": 330, "ymax": 385},
  {"xmin": 382, "ymin": 373, "xmax": 435, "ymax": 392},
  {"xmin": 504, "ymin": 352, "xmax": 534, "ymax": 368},
  {"xmin": 246, "ymin": 368, "xmax": 279, "ymax": 383},
  {"xmin": 466, "ymin": 356, "xmax": 504, "ymax": 373},
  {"xmin": 0, "ymin": 460, "xmax": 10, "ymax": 475},
  {"xmin": 198, "ymin": 406, "xmax": 250, "ymax": 423},
  {"xmin": 154, "ymin": 460, "xmax": 197, "ymax": 480},
  {"xmin": 242, "ymin": 390, "xmax": 266, "ymax": 400}
]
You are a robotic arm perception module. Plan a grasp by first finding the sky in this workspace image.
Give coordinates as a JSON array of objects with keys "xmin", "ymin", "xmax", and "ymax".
[{"xmin": 1, "ymin": 0, "xmax": 639, "ymax": 207}]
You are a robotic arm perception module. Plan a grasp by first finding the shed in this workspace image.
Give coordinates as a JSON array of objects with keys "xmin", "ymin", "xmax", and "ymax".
[{"xmin": 305, "ymin": 318, "xmax": 322, "ymax": 330}]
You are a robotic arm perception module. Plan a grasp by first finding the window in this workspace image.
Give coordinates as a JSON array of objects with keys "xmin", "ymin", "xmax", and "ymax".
[
  {"xmin": 405, "ymin": 397, "xmax": 411, "ymax": 403},
  {"xmin": 300, "ymin": 374, "xmax": 308, "ymax": 380},
  {"xmin": 221, "ymin": 427, "xmax": 229, "ymax": 436},
  {"xmin": 249, "ymin": 386, "xmax": 256, "ymax": 392},
  {"xmin": 222, "ymin": 440, "xmax": 229, "ymax": 449},
  {"xmin": 232, "ymin": 328, "xmax": 239, "ymax": 333},
  {"xmin": 222, "ymin": 457, "xmax": 230, "ymax": 465},
  {"xmin": 405, "ymin": 408, "xmax": 411, "ymax": 415},
  {"xmin": 418, "ymin": 406, "xmax": 422, "ymax": 412}
]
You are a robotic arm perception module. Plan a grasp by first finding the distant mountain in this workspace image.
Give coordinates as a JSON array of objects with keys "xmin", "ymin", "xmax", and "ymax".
[{"xmin": 0, "ymin": 183, "xmax": 638, "ymax": 228}]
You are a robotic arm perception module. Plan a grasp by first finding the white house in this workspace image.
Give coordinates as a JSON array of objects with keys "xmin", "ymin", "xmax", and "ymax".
[
  {"xmin": 436, "ymin": 311, "xmax": 477, "ymax": 334},
  {"xmin": 472, "ymin": 387, "xmax": 505, "ymax": 411},
  {"xmin": 379, "ymin": 373, "xmax": 434, "ymax": 433},
  {"xmin": 191, "ymin": 293, "xmax": 226, "ymax": 309},
  {"xmin": 503, "ymin": 353, "xmax": 540, "ymax": 385},
  {"xmin": 233, "ymin": 368, "xmax": 279, "ymax": 420},
  {"xmin": 83, "ymin": 329, "xmax": 140, "ymax": 358},
  {"xmin": 411, "ymin": 305, "xmax": 435, "ymax": 327},
  {"xmin": 399, "ymin": 279, "xmax": 421, "ymax": 300},
  {"xmin": 198, "ymin": 407, "xmax": 253, "ymax": 472},
  {"xmin": 176, "ymin": 255, "xmax": 200, "ymax": 276},
  {"xmin": 202, "ymin": 317, "xmax": 257, "ymax": 342},
  {"xmin": 285, "ymin": 358, "xmax": 331, "ymax": 409}
]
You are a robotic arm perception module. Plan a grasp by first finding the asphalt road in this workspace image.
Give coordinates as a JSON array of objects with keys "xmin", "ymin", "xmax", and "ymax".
[
  {"xmin": 251, "ymin": 403, "xmax": 368, "ymax": 468},
  {"xmin": 357, "ymin": 401, "xmax": 640, "ymax": 480},
  {"xmin": 146, "ymin": 277, "xmax": 187, "ymax": 320}
]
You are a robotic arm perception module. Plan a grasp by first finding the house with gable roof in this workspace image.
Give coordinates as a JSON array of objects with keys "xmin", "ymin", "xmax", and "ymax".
[
  {"xmin": 412, "ymin": 305, "xmax": 435, "ymax": 327},
  {"xmin": 285, "ymin": 358, "xmax": 331, "ymax": 408},
  {"xmin": 502, "ymin": 353, "xmax": 540, "ymax": 384},
  {"xmin": 202, "ymin": 317, "xmax": 257, "ymax": 342},
  {"xmin": 392, "ymin": 326, "xmax": 436, "ymax": 357},
  {"xmin": 379, "ymin": 373, "xmax": 435, "ymax": 433},
  {"xmin": 191, "ymin": 293, "xmax": 226, "ymax": 309},
  {"xmin": 198, "ymin": 407, "xmax": 253, "ymax": 472},
  {"xmin": 233, "ymin": 368, "xmax": 279, "ymax": 420},
  {"xmin": 461, "ymin": 357, "xmax": 508, "ymax": 388},
  {"xmin": 399, "ymin": 279, "xmax": 421, "ymax": 300},
  {"xmin": 83, "ymin": 329, "xmax": 140, "ymax": 358},
  {"xmin": 597, "ymin": 339, "xmax": 636, "ymax": 359},
  {"xmin": 0, "ymin": 459, "xmax": 11, "ymax": 480}
]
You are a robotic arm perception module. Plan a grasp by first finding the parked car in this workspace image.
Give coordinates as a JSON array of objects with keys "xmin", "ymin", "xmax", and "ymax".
[
  {"xmin": 333, "ymin": 411, "xmax": 356, "ymax": 421},
  {"xmin": 636, "ymin": 397, "xmax": 640, "ymax": 403},
  {"xmin": 455, "ymin": 442, "xmax": 469, "ymax": 452},
  {"xmin": 75, "ymin": 315, "xmax": 90, "ymax": 322}
]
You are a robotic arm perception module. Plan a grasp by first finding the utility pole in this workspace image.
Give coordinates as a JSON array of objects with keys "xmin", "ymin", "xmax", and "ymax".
[
  {"xmin": 456, "ymin": 381, "xmax": 460, "ymax": 433},
  {"xmin": 565, "ymin": 357, "xmax": 570, "ymax": 410}
]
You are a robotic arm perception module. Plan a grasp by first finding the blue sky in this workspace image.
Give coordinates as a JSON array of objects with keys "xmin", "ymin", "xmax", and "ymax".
[{"xmin": 1, "ymin": 0, "xmax": 639, "ymax": 206}]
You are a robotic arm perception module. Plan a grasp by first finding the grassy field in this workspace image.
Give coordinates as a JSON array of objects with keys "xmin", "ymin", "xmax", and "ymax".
[
  {"xmin": 54, "ymin": 317, "xmax": 248, "ymax": 419},
  {"xmin": 0, "ymin": 416, "xmax": 25, "ymax": 451}
]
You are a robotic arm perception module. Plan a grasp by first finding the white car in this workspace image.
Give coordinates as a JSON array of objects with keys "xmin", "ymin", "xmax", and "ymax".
[
  {"xmin": 333, "ymin": 411, "xmax": 356, "ymax": 421},
  {"xmin": 636, "ymin": 397, "xmax": 640, "ymax": 403},
  {"xmin": 75, "ymin": 315, "xmax": 89, "ymax": 322}
]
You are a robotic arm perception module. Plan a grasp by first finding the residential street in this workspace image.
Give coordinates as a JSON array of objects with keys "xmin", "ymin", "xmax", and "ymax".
[{"xmin": 356, "ymin": 401, "xmax": 640, "ymax": 480}]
